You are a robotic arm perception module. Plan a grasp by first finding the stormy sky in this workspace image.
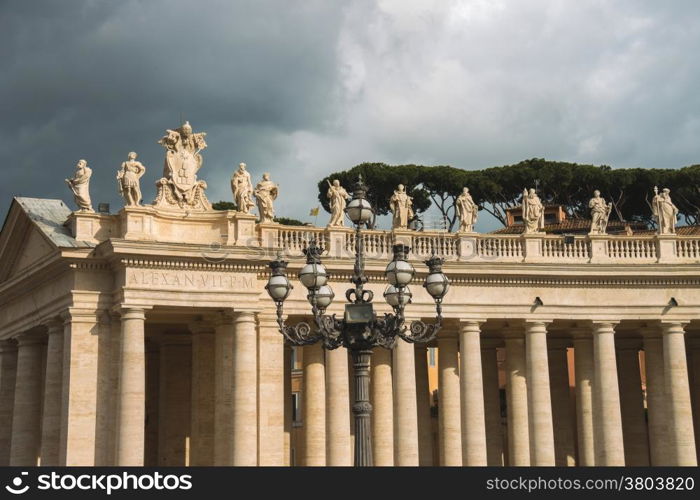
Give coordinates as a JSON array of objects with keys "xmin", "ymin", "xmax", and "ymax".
[{"xmin": 2, "ymin": 0, "xmax": 700, "ymax": 231}]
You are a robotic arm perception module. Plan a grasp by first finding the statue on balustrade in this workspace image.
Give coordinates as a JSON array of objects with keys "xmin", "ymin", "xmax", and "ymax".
[
  {"xmin": 65, "ymin": 159, "xmax": 94, "ymax": 213},
  {"xmin": 154, "ymin": 121, "xmax": 212, "ymax": 211},
  {"xmin": 652, "ymin": 186, "xmax": 679, "ymax": 234},
  {"xmin": 231, "ymin": 162, "xmax": 255, "ymax": 214},
  {"xmin": 255, "ymin": 173, "xmax": 279, "ymax": 224},
  {"xmin": 522, "ymin": 188, "xmax": 544, "ymax": 233},
  {"xmin": 456, "ymin": 187, "xmax": 478, "ymax": 232},
  {"xmin": 588, "ymin": 190, "xmax": 611, "ymax": 235},
  {"xmin": 326, "ymin": 179, "xmax": 350, "ymax": 227},
  {"xmin": 390, "ymin": 184, "xmax": 414, "ymax": 230},
  {"xmin": 117, "ymin": 152, "xmax": 146, "ymax": 207}
]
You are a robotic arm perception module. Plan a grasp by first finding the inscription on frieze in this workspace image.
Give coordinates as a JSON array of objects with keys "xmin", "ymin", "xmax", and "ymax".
[{"xmin": 127, "ymin": 269, "xmax": 255, "ymax": 290}]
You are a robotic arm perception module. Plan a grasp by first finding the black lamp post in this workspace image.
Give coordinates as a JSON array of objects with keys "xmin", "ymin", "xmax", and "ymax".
[{"xmin": 265, "ymin": 176, "xmax": 449, "ymax": 466}]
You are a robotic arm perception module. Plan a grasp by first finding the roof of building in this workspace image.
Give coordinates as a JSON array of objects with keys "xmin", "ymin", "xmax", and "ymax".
[
  {"xmin": 13, "ymin": 197, "xmax": 91, "ymax": 248},
  {"xmin": 489, "ymin": 219, "xmax": 647, "ymax": 235}
]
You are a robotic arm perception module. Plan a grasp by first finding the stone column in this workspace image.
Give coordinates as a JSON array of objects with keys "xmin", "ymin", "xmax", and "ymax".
[
  {"xmin": 592, "ymin": 321, "xmax": 625, "ymax": 466},
  {"xmin": 0, "ymin": 340, "xmax": 18, "ymax": 466},
  {"xmin": 116, "ymin": 308, "xmax": 146, "ymax": 466},
  {"xmin": 481, "ymin": 342, "xmax": 504, "ymax": 466},
  {"xmin": 572, "ymin": 330, "xmax": 595, "ymax": 466},
  {"xmin": 231, "ymin": 311, "xmax": 258, "ymax": 465},
  {"xmin": 459, "ymin": 320, "xmax": 487, "ymax": 465},
  {"xmin": 661, "ymin": 322, "xmax": 697, "ymax": 465},
  {"xmin": 144, "ymin": 339, "xmax": 160, "ymax": 466},
  {"xmin": 158, "ymin": 333, "xmax": 191, "ymax": 466},
  {"xmin": 10, "ymin": 333, "xmax": 45, "ymax": 466},
  {"xmin": 616, "ymin": 339, "xmax": 650, "ymax": 466},
  {"xmin": 504, "ymin": 330, "xmax": 530, "ymax": 465},
  {"xmin": 642, "ymin": 328, "xmax": 668, "ymax": 465},
  {"xmin": 548, "ymin": 338, "xmax": 575, "ymax": 466},
  {"xmin": 302, "ymin": 342, "xmax": 326, "ymax": 466},
  {"xmin": 415, "ymin": 344, "xmax": 434, "ymax": 466},
  {"xmin": 40, "ymin": 320, "xmax": 64, "ymax": 466},
  {"xmin": 393, "ymin": 338, "xmax": 419, "ymax": 465},
  {"xmin": 190, "ymin": 322, "xmax": 215, "ymax": 466},
  {"xmin": 325, "ymin": 347, "xmax": 351, "ymax": 466},
  {"xmin": 214, "ymin": 311, "xmax": 234, "ymax": 465},
  {"xmin": 689, "ymin": 338, "xmax": 700, "ymax": 465},
  {"xmin": 438, "ymin": 331, "xmax": 461, "ymax": 466},
  {"xmin": 283, "ymin": 344, "xmax": 292, "ymax": 466},
  {"xmin": 371, "ymin": 346, "xmax": 394, "ymax": 466},
  {"xmin": 258, "ymin": 314, "xmax": 285, "ymax": 466},
  {"xmin": 525, "ymin": 321, "xmax": 555, "ymax": 466},
  {"xmin": 94, "ymin": 313, "xmax": 116, "ymax": 465}
]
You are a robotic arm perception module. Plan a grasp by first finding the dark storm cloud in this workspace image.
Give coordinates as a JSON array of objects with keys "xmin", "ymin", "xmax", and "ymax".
[{"xmin": 2, "ymin": 0, "xmax": 700, "ymax": 231}]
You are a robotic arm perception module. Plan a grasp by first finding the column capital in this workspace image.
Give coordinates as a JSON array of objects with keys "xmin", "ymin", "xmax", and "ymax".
[
  {"xmin": 212, "ymin": 308, "xmax": 236, "ymax": 326},
  {"xmin": 458, "ymin": 319, "xmax": 485, "ymax": 330},
  {"xmin": 14, "ymin": 331, "xmax": 46, "ymax": 346},
  {"xmin": 188, "ymin": 320, "xmax": 215, "ymax": 335},
  {"xmin": 615, "ymin": 338, "xmax": 643, "ymax": 351},
  {"xmin": 43, "ymin": 318, "xmax": 64, "ymax": 334},
  {"xmin": 257, "ymin": 312, "xmax": 280, "ymax": 328},
  {"xmin": 0, "ymin": 338, "xmax": 17, "ymax": 352},
  {"xmin": 120, "ymin": 307, "xmax": 146, "ymax": 321},
  {"xmin": 62, "ymin": 308, "xmax": 102, "ymax": 325},
  {"xmin": 524, "ymin": 320, "xmax": 552, "ymax": 333},
  {"xmin": 234, "ymin": 310, "xmax": 257, "ymax": 324},
  {"xmin": 591, "ymin": 321, "xmax": 619, "ymax": 334},
  {"xmin": 660, "ymin": 321, "xmax": 689, "ymax": 335}
]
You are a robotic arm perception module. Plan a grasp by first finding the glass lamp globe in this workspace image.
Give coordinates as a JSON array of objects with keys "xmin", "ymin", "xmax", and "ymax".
[
  {"xmin": 385, "ymin": 259, "xmax": 415, "ymax": 287},
  {"xmin": 384, "ymin": 285, "xmax": 412, "ymax": 307},
  {"xmin": 311, "ymin": 284, "xmax": 335, "ymax": 310},
  {"xmin": 345, "ymin": 198, "xmax": 373, "ymax": 225},
  {"xmin": 424, "ymin": 272, "xmax": 450, "ymax": 299},
  {"xmin": 298, "ymin": 262, "xmax": 328, "ymax": 289},
  {"xmin": 266, "ymin": 274, "xmax": 292, "ymax": 302}
]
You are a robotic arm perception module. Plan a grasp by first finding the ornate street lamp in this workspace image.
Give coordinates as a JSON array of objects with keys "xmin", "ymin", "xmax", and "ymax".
[{"xmin": 265, "ymin": 176, "xmax": 449, "ymax": 466}]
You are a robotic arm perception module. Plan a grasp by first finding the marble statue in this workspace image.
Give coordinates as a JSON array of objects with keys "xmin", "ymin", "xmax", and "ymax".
[
  {"xmin": 652, "ymin": 186, "xmax": 679, "ymax": 234},
  {"xmin": 117, "ymin": 152, "xmax": 146, "ymax": 207},
  {"xmin": 456, "ymin": 187, "xmax": 478, "ymax": 232},
  {"xmin": 588, "ymin": 190, "xmax": 611, "ymax": 235},
  {"xmin": 254, "ymin": 173, "xmax": 279, "ymax": 224},
  {"xmin": 522, "ymin": 188, "xmax": 544, "ymax": 233},
  {"xmin": 154, "ymin": 121, "xmax": 212, "ymax": 211},
  {"xmin": 231, "ymin": 162, "xmax": 255, "ymax": 214},
  {"xmin": 326, "ymin": 179, "xmax": 350, "ymax": 227},
  {"xmin": 390, "ymin": 184, "xmax": 414, "ymax": 230},
  {"xmin": 65, "ymin": 159, "xmax": 94, "ymax": 213}
]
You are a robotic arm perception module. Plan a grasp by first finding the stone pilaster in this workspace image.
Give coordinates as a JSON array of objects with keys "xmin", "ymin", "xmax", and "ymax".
[
  {"xmin": 438, "ymin": 330, "xmax": 461, "ymax": 466},
  {"xmin": 231, "ymin": 311, "xmax": 258, "ymax": 465},
  {"xmin": 116, "ymin": 307, "xmax": 146, "ymax": 466},
  {"xmin": 257, "ymin": 314, "xmax": 285, "ymax": 466},
  {"xmin": 302, "ymin": 342, "xmax": 326, "ymax": 466},
  {"xmin": 40, "ymin": 319, "xmax": 64, "ymax": 466},
  {"xmin": 616, "ymin": 338, "xmax": 650, "ymax": 466},
  {"xmin": 504, "ymin": 329, "xmax": 530, "ymax": 466},
  {"xmin": 591, "ymin": 321, "xmax": 625, "ymax": 465},
  {"xmin": 525, "ymin": 321, "xmax": 555, "ymax": 466},
  {"xmin": 325, "ymin": 347, "xmax": 351, "ymax": 466},
  {"xmin": 415, "ymin": 344, "xmax": 434, "ymax": 466},
  {"xmin": 371, "ymin": 346, "xmax": 394, "ymax": 466},
  {"xmin": 547, "ymin": 338, "xmax": 575, "ymax": 466},
  {"xmin": 661, "ymin": 322, "xmax": 697, "ymax": 465},
  {"xmin": 158, "ymin": 333, "xmax": 191, "ymax": 466},
  {"xmin": 393, "ymin": 338, "xmax": 419, "ymax": 465},
  {"xmin": 10, "ymin": 332, "xmax": 45, "ymax": 466},
  {"xmin": 0, "ymin": 340, "xmax": 17, "ymax": 466},
  {"xmin": 190, "ymin": 321, "xmax": 215, "ymax": 466},
  {"xmin": 481, "ymin": 341, "xmax": 504, "ymax": 466},
  {"xmin": 459, "ymin": 320, "xmax": 487, "ymax": 466}
]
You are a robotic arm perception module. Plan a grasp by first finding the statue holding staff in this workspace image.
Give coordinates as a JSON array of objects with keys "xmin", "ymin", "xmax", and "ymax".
[{"xmin": 327, "ymin": 179, "xmax": 350, "ymax": 227}]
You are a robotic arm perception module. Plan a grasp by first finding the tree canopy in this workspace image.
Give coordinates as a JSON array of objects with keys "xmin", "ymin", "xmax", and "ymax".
[{"xmin": 317, "ymin": 160, "xmax": 700, "ymax": 230}]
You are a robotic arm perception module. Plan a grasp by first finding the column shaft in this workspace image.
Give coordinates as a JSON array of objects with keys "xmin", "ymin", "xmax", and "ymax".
[
  {"xmin": 116, "ymin": 308, "xmax": 146, "ymax": 466},
  {"xmin": 190, "ymin": 326, "xmax": 215, "ymax": 465},
  {"xmin": 573, "ymin": 334, "xmax": 595, "ymax": 466},
  {"xmin": 371, "ymin": 346, "xmax": 394, "ymax": 465},
  {"xmin": 482, "ymin": 345, "xmax": 504, "ymax": 466},
  {"xmin": 643, "ymin": 332, "xmax": 668, "ymax": 465},
  {"xmin": 10, "ymin": 334, "xmax": 45, "ymax": 466},
  {"xmin": 214, "ymin": 312, "xmax": 234, "ymax": 465},
  {"xmin": 460, "ymin": 321, "xmax": 487, "ymax": 465},
  {"xmin": 258, "ymin": 315, "xmax": 285, "ymax": 466},
  {"xmin": 0, "ymin": 341, "xmax": 18, "ymax": 466},
  {"xmin": 616, "ymin": 343, "xmax": 650, "ymax": 465},
  {"xmin": 158, "ymin": 335, "xmax": 191, "ymax": 466},
  {"xmin": 326, "ymin": 347, "xmax": 351, "ymax": 465},
  {"xmin": 40, "ymin": 321, "xmax": 64, "ymax": 465},
  {"xmin": 415, "ymin": 345, "xmax": 434, "ymax": 465},
  {"xmin": 231, "ymin": 311, "xmax": 258, "ymax": 465},
  {"xmin": 548, "ymin": 341, "xmax": 575, "ymax": 466},
  {"xmin": 662, "ymin": 323, "xmax": 697, "ymax": 465},
  {"xmin": 302, "ymin": 342, "xmax": 326, "ymax": 465},
  {"xmin": 505, "ymin": 333, "xmax": 530, "ymax": 465},
  {"xmin": 525, "ymin": 321, "xmax": 555, "ymax": 465},
  {"xmin": 592, "ymin": 322, "xmax": 625, "ymax": 465},
  {"xmin": 393, "ymin": 339, "xmax": 419, "ymax": 465},
  {"xmin": 438, "ymin": 332, "xmax": 461, "ymax": 465}
]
